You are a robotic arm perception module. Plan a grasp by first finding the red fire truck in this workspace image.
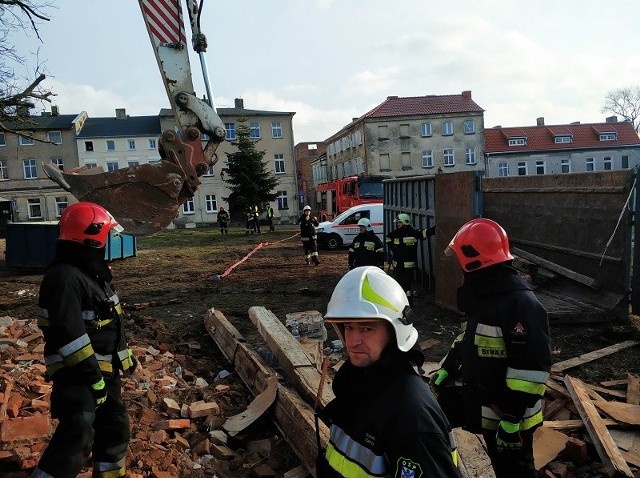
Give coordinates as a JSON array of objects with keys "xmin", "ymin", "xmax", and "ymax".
[{"xmin": 316, "ymin": 175, "xmax": 387, "ymax": 221}]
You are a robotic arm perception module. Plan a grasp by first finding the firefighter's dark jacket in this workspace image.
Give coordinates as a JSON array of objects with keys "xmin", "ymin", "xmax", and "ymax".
[
  {"xmin": 348, "ymin": 230, "xmax": 385, "ymax": 268},
  {"xmin": 299, "ymin": 214, "xmax": 318, "ymax": 239},
  {"xmin": 319, "ymin": 345, "xmax": 459, "ymax": 478},
  {"xmin": 38, "ymin": 241, "xmax": 134, "ymax": 387},
  {"xmin": 442, "ymin": 263, "xmax": 551, "ymax": 429},
  {"xmin": 385, "ymin": 225, "xmax": 433, "ymax": 268}
]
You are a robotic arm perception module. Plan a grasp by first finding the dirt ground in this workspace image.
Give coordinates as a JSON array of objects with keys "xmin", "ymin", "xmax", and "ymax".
[{"xmin": 1, "ymin": 225, "xmax": 639, "ymax": 476}]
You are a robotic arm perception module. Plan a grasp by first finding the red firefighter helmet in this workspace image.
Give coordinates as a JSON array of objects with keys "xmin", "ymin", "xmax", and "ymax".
[
  {"xmin": 58, "ymin": 202, "xmax": 124, "ymax": 249},
  {"xmin": 445, "ymin": 218, "xmax": 514, "ymax": 272}
]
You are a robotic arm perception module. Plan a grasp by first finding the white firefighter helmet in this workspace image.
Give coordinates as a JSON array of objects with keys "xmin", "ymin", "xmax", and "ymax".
[
  {"xmin": 324, "ymin": 266, "xmax": 418, "ymax": 352},
  {"xmin": 357, "ymin": 217, "xmax": 372, "ymax": 230},
  {"xmin": 303, "ymin": 205, "xmax": 311, "ymax": 212}
]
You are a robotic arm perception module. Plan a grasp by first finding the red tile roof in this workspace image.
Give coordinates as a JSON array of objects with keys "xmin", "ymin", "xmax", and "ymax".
[
  {"xmin": 364, "ymin": 92, "xmax": 485, "ymax": 119},
  {"xmin": 485, "ymin": 121, "xmax": 640, "ymax": 153}
]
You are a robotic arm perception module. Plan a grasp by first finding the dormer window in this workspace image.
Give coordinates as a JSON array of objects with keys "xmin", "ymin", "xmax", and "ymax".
[
  {"xmin": 554, "ymin": 135, "xmax": 572, "ymax": 144},
  {"xmin": 508, "ymin": 138, "xmax": 526, "ymax": 146},
  {"xmin": 599, "ymin": 133, "xmax": 617, "ymax": 141}
]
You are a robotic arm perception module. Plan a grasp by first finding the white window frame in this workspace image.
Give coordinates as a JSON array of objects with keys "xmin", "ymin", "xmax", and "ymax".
[
  {"xmin": 23, "ymin": 159, "xmax": 37, "ymax": 179},
  {"xmin": 517, "ymin": 161, "xmax": 528, "ymax": 176},
  {"xmin": 271, "ymin": 122, "xmax": 283, "ymax": 139},
  {"xmin": 443, "ymin": 148, "xmax": 455, "ymax": 166},
  {"xmin": 51, "ymin": 157, "xmax": 64, "ymax": 170},
  {"xmin": 0, "ymin": 159, "xmax": 8, "ymax": 180},
  {"xmin": 442, "ymin": 122, "xmax": 453, "ymax": 136},
  {"xmin": 148, "ymin": 138, "xmax": 157, "ymax": 149},
  {"xmin": 106, "ymin": 161, "xmax": 119, "ymax": 172},
  {"xmin": 20, "ymin": 135, "xmax": 34, "ymax": 146},
  {"xmin": 421, "ymin": 150, "xmax": 433, "ymax": 168},
  {"xmin": 205, "ymin": 194, "xmax": 217, "ymax": 213},
  {"xmin": 203, "ymin": 164, "xmax": 215, "ymax": 176},
  {"xmin": 127, "ymin": 139, "xmax": 136, "ymax": 150},
  {"xmin": 586, "ymin": 158, "xmax": 595, "ymax": 171},
  {"xmin": 225, "ymin": 123, "xmax": 236, "ymax": 140},
  {"xmin": 561, "ymin": 159, "xmax": 571, "ymax": 173},
  {"xmin": 47, "ymin": 131, "xmax": 62, "ymax": 144},
  {"xmin": 508, "ymin": 138, "xmax": 526, "ymax": 146},
  {"xmin": 535, "ymin": 160, "xmax": 546, "ymax": 175},
  {"xmin": 498, "ymin": 162, "xmax": 509, "ymax": 177},
  {"xmin": 182, "ymin": 198, "xmax": 195, "ymax": 214},
  {"xmin": 420, "ymin": 123, "xmax": 432, "ymax": 137},
  {"xmin": 465, "ymin": 148, "xmax": 476, "ymax": 165},
  {"xmin": 603, "ymin": 157, "xmax": 612, "ymax": 170},
  {"xmin": 55, "ymin": 197, "xmax": 68, "ymax": 217},
  {"xmin": 250, "ymin": 122, "xmax": 261, "ymax": 139},
  {"xmin": 85, "ymin": 141, "xmax": 94, "ymax": 152},
  {"xmin": 274, "ymin": 154, "xmax": 286, "ymax": 174},
  {"xmin": 599, "ymin": 133, "xmax": 616, "ymax": 141},
  {"xmin": 85, "ymin": 162, "xmax": 98, "ymax": 169},
  {"xmin": 554, "ymin": 136, "xmax": 572, "ymax": 144},
  {"xmin": 28, "ymin": 198, "xmax": 42, "ymax": 219},
  {"xmin": 127, "ymin": 160, "xmax": 140, "ymax": 168},
  {"xmin": 106, "ymin": 140, "xmax": 116, "ymax": 151},
  {"xmin": 276, "ymin": 190, "xmax": 288, "ymax": 209},
  {"xmin": 463, "ymin": 120, "xmax": 475, "ymax": 134}
]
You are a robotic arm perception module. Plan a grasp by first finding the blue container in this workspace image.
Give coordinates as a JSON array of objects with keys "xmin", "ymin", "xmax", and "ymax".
[{"xmin": 5, "ymin": 222, "xmax": 136, "ymax": 269}]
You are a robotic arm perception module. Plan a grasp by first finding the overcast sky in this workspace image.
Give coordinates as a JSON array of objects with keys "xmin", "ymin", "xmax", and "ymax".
[{"xmin": 14, "ymin": 0, "xmax": 640, "ymax": 143}]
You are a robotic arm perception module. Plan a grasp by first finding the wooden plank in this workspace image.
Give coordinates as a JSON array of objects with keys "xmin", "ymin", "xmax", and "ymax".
[
  {"xmin": 551, "ymin": 340, "xmax": 640, "ymax": 372},
  {"xmin": 512, "ymin": 247, "xmax": 600, "ymax": 289},
  {"xmin": 452, "ymin": 429, "xmax": 495, "ymax": 478},
  {"xmin": 564, "ymin": 375, "xmax": 634, "ymax": 477},
  {"xmin": 204, "ymin": 308, "xmax": 329, "ymax": 477},
  {"xmin": 593, "ymin": 401, "xmax": 640, "ymax": 425},
  {"xmin": 586, "ymin": 384, "xmax": 627, "ymax": 400},
  {"xmin": 248, "ymin": 306, "xmax": 335, "ymax": 407},
  {"xmin": 627, "ymin": 373, "xmax": 640, "ymax": 405},
  {"xmin": 543, "ymin": 419, "xmax": 617, "ymax": 430},
  {"xmin": 543, "ymin": 398, "xmax": 567, "ymax": 420}
]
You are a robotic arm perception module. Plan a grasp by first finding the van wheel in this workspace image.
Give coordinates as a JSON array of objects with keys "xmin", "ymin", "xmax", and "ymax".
[{"xmin": 326, "ymin": 234, "xmax": 342, "ymax": 250}]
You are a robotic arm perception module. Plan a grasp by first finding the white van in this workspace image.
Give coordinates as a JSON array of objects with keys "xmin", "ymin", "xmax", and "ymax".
[{"xmin": 316, "ymin": 203, "xmax": 383, "ymax": 250}]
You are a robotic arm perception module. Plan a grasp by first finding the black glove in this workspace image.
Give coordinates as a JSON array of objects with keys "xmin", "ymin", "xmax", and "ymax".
[
  {"xmin": 91, "ymin": 377, "xmax": 107, "ymax": 408},
  {"xmin": 496, "ymin": 418, "xmax": 522, "ymax": 452}
]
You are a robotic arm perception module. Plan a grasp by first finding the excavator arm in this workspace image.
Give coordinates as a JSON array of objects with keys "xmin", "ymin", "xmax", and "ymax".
[{"xmin": 43, "ymin": 0, "xmax": 225, "ymax": 235}]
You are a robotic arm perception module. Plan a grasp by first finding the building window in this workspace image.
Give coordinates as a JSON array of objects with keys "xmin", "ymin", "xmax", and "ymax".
[
  {"xmin": 48, "ymin": 131, "xmax": 62, "ymax": 144},
  {"xmin": 203, "ymin": 164, "xmax": 214, "ymax": 176},
  {"xmin": 182, "ymin": 198, "xmax": 195, "ymax": 214},
  {"xmin": 443, "ymin": 148, "xmax": 454, "ymax": 166},
  {"xmin": 106, "ymin": 140, "xmax": 115, "ymax": 151},
  {"xmin": 554, "ymin": 135, "xmax": 572, "ymax": 144},
  {"xmin": 0, "ymin": 159, "xmax": 8, "ymax": 180},
  {"xmin": 498, "ymin": 163, "xmax": 509, "ymax": 177},
  {"xmin": 401, "ymin": 152, "xmax": 412, "ymax": 170},
  {"xmin": 55, "ymin": 197, "xmax": 68, "ymax": 217},
  {"xmin": 422, "ymin": 150, "xmax": 433, "ymax": 168},
  {"xmin": 622, "ymin": 155, "xmax": 629, "ymax": 169},
  {"xmin": 465, "ymin": 148, "xmax": 476, "ymax": 165},
  {"xmin": 399, "ymin": 124, "xmax": 410, "ymax": 138},
  {"xmin": 463, "ymin": 120, "xmax": 475, "ymax": 134},
  {"xmin": 0, "ymin": 132, "xmax": 5, "ymax": 146},
  {"xmin": 603, "ymin": 157, "xmax": 612, "ymax": 170},
  {"xmin": 380, "ymin": 153, "xmax": 390, "ymax": 171},
  {"xmin": 51, "ymin": 157, "xmax": 64, "ymax": 170},
  {"xmin": 85, "ymin": 162, "xmax": 98, "ymax": 169},
  {"xmin": 508, "ymin": 138, "xmax": 526, "ymax": 146},
  {"xmin": 276, "ymin": 190, "xmax": 288, "ymax": 209},
  {"xmin": 23, "ymin": 159, "xmax": 37, "ymax": 179},
  {"xmin": 127, "ymin": 139, "xmax": 136, "ymax": 150},
  {"xmin": 271, "ymin": 122, "xmax": 283, "ymax": 139},
  {"xmin": 274, "ymin": 154, "xmax": 285, "ymax": 173},
  {"xmin": 20, "ymin": 135, "xmax": 34, "ymax": 145},
  {"xmin": 442, "ymin": 122, "xmax": 453, "ymax": 136},
  {"xmin": 420, "ymin": 123, "xmax": 432, "ymax": 137},
  {"xmin": 586, "ymin": 158, "xmax": 594, "ymax": 171},
  {"xmin": 561, "ymin": 159, "xmax": 571, "ymax": 173},
  {"xmin": 599, "ymin": 133, "xmax": 616, "ymax": 141},
  {"xmin": 205, "ymin": 194, "xmax": 217, "ymax": 213},
  {"xmin": 535, "ymin": 160, "xmax": 546, "ymax": 175},
  {"xmin": 127, "ymin": 161, "xmax": 139, "ymax": 168},
  {"xmin": 148, "ymin": 138, "xmax": 157, "ymax": 149},
  {"xmin": 28, "ymin": 198, "xmax": 42, "ymax": 219},
  {"xmin": 85, "ymin": 141, "xmax": 94, "ymax": 152},
  {"xmin": 106, "ymin": 161, "xmax": 119, "ymax": 172},
  {"xmin": 225, "ymin": 123, "xmax": 236, "ymax": 140},
  {"xmin": 378, "ymin": 125, "xmax": 388, "ymax": 140},
  {"xmin": 250, "ymin": 122, "xmax": 261, "ymax": 139},
  {"xmin": 517, "ymin": 161, "xmax": 527, "ymax": 175}
]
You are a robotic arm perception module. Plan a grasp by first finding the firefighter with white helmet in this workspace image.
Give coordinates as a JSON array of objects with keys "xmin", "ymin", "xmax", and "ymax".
[
  {"xmin": 385, "ymin": 213, "xmax": 435, "ymax": 306},
  {"xmin": 299, "ymin": 205, "xmax": 320, "ymax": 265},
  {"xmin": 432, "ymin": 218, "xmax": 551, "ymax": 478},
  {"xmin": 32, "ymin": 202, "xmax": 136, "ymax": 478},
  {"xmin": 317, "ymin": 266, "xmax": 459, "ymax": 478},
  {"xmin": 347, "ymin": 217, "xmax": 385, "ymax": 269}
]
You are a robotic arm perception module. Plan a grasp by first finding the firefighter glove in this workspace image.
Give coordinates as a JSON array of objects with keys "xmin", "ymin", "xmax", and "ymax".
[
  {"xmin": 496, "ymin": 418, "xmax": 522, "ymax": 452},
  {"xmin": 91, "ymin": 377, "xmax": 107, "ymax": 407},
  {"xmin": 431, "ymin": 368, "xmax": 449, "ymax": 387}
]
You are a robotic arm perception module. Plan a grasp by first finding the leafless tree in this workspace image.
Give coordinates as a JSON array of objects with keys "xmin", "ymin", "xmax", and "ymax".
[
  {"xmin": 0, "ymin": 1, "xmax": 55, "ymax": 134},
  {"xmin": 602, "ymin": 86, "xmax": 640, "ymax": 133}
]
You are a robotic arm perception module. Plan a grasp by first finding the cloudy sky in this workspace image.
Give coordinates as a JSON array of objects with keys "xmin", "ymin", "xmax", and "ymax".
[{"xmin": 14, "ymin": 0, "xmax": 640, "ymax": 143}]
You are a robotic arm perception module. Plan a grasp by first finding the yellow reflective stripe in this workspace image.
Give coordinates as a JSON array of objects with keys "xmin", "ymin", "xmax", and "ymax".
[
  {"xmin": 481, "ymin": 402, "xmax": 543, "ymax": 431},
  {"xmin": 59, "ymin": 334, "xmax": 91, "ymax": 357},
  {"xmin": 403, "ymin": 261, "xmax": 416, "ymax": 268},
  {"xmin": 474, "ymin": 325, "xmax": 506, "ymax": 358},
  {"xmin": 118, "ymin": 349, "xmax": 134, "ymax": 370},
  {"xmin": 506, "ymin": 378, "xmax": 547, "ymax": 395},
  {"xmin": 402, "ymin": 237, "xmax": 417, "ymax": 245},
  {"xmin": 451, "ymin": 449, "xmax": 458, "ymax": 467},
  {"xmin": 506, "ymin": 368, "xmax": 549, "ymax": 395},
  {"xmin": 364, "ymin": 241, "xmax": 375, "ymax": 250},
  {"xmin": 65, "ymin": 343, "xmax": 95, "ymax": 367},
  {"xmin": 325, "ymin": 443, "xmax": 386, "ymax": 478},
  {"xmin": 45, "ymin": 362, "xmax": 65, "ymax": 377},
  {"xmin": 375, "ymin": 247, "xmax": 384, "ymax": 253},
  {"xmin": 98, "ymin": 362, "xmax": 114, "ymax": 373},
  {"xmin": 94, "ymin": 457, "xmax": 126, "ymax": 478},
  {"xmin": 521, "ymin": 408, "xmax": 543, "ymax": 430},
  {"xmin": 449, "ymin": 430, "xmax": 458, "ymax": 466},
  {"xmin": 474, "ymin": 336, "xmax": 504, "ymax": 348},
  {"xmin": 362, "ymin": 275, "xmax": 399, "ymax": 312}
]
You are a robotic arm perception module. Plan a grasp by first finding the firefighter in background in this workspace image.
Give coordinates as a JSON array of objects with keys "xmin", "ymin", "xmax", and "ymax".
[
  {"xmin": 217, "ymin": 206, "xmax": 230, "ymax": 235},
  {"xmin": 253, "ymin": 205, "xmax": 261, "ymax": 234},
  {"xmin": 245, "ymin": 205, "xmax": 255, "ymax": 235},
  {"xmin": 32, "ymin": 202, "xmax": 136, "ymax": 478},
  {"xmin": 348, "ymin": 218, "xmax": 385, "ymax": 269},
  {"xmin": 299, "ymin": 205, "xmax": 320, "ymax": 265},
  {"xmin": 385, "ymin": 213, "xmax": 435, "ymax": 306},
  {"xmin": 318, "ymin": 266, "xmax": 459, "ymax": 478},
  {"xmin": 266, "ymin": 204, "xmax": 275, "ymax": 232},
  {"xmin": 431, "ymin": 218, "xmax": 551, "ymax": 478}
]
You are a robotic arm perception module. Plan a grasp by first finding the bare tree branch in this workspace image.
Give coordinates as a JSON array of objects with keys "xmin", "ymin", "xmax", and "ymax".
[{"xmin": 602, "ymin": 86, "xmax": 640, "ymax": 133}]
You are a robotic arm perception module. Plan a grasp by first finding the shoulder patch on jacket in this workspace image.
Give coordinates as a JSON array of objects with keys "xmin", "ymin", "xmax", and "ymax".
[{"xmin": 397, "ymin": 458, "xmax": 422, "ymax": 478}]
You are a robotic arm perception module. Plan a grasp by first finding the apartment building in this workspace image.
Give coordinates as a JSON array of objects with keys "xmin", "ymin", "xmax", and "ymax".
[
  {"xmin": 484, "ymin": 117, "xmax": 640, "ymax": 177},
  {"xmin": 295, "ymin": 142, "xmax": 326, "ymax": 211},
  {"xmin": 0, "ymin": 107, "xmax": 86, "ymax": 223},
  {"xmin": 320, "ymin": 91, "xmax": 485, "ymax": 183}
]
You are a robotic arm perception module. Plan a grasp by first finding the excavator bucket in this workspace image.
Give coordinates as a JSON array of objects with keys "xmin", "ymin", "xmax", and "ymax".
[{"xmin": 43, "ymin": 128, "xmax": 217, "ymax": 235}]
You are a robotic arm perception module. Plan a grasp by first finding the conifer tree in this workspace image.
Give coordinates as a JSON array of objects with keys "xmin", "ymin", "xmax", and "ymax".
[{"xmin": 224, "ymin": 117, "xmax": 279, "ymax": 212}]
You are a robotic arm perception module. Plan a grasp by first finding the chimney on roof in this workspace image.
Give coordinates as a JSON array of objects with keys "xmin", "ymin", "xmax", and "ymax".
[
  {"xmin": 352, "ymin": 118, "xmax": 359, "ymax": 122},
  {"xmin": 235, "ymin": 98, "xmax": 244, "ymax": 109},
  {"xmin": 387, "ymin": 96, "xmax": 398, "ymax": 100},
  {"xmin": 51, "ymin": 105, "xmax": 59, "ymax": 116},
  {"xmin": 570, "ymin": 121, "xmax": 580, "ymax": 125},
  {"xmin": 606, "ymin": 115, "xmax": 618, "ymax": 123},
  {"xmin": 536, "ymin": 117, "xmax": 545, "ymax": 126},
  {"xmin": 115, "ymin": 108, "xmax": 127, "ymax": 119},
  {"xmin": 462, "ymin": 90, "xmax": 472, "ymax": 99}
]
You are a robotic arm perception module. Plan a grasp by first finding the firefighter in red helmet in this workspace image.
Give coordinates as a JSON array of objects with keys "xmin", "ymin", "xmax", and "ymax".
[
  {"xmin": 32, "ymin": 202, "xmax": 136, "ymax": 478},
  {"xmin": 431, "ymin": 218, "xmax": 551, "ymax": 478}
]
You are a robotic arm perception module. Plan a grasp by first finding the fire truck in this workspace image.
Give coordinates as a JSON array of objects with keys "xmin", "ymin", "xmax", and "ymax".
[{"xmin": 315, "ymin": 175, "xmax": 387, "ymax": 221}]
